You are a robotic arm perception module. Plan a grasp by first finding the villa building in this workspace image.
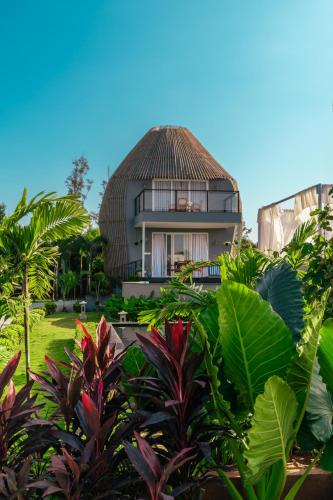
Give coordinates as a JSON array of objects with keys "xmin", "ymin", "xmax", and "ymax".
[{"xmin": 99, "ymin": 126, "xmax": 242, "ymax": 294}]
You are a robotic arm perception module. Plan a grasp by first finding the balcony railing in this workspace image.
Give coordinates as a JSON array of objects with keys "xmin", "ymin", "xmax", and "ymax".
[
  {"xmin": 135, "ymin": 189, "xmax": 239, "ymax": 215},
  {"xmin": 110, "ymin": 259, "xmax": 220, "ymax": 281}
]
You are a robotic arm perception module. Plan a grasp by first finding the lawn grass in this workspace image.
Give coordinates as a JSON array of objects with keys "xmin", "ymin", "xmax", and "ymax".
[{"xmin": 12, "ymin": 311, "xmax": 102, "ymax": 389}]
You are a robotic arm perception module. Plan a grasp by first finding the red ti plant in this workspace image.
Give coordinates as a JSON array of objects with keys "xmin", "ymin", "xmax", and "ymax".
[
  {"xmin": 31, "ymin": 316, "xmax": 139, "ymax": 497},
  {"xmin": 124, "ymin": 431, "xmax": 196, "ymax": 500},
  {"xmin": 0, "ymin": 352, "xmax": 45, "ymax": 467},
  {"xmin": 0, "ymin": 353, "xmax": 50, "ymax": 498},
  {"xmin": 30, "ymin": 316, "xmax": 127, "ymax": 430},
  {"xmin": 129, "ymin": 320, "xmax": 216, "ymax": 486}
]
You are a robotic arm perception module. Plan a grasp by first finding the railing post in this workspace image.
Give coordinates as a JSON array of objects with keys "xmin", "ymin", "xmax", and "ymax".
[
  {"xmin": 175, "ymin": 190, "xmax": 178, "ymax": 211},
  {"xmin": 141, "ymin": 222, "xmax": 146, "ymax": 278},
  {"xmin": 206, "ymin": 190, "xmax": 209, "ymax": 212}
]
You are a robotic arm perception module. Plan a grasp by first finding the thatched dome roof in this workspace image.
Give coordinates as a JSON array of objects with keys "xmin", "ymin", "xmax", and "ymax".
[
  {"xmin": 99, "ymin": 126, "xmax": 238, "ymax": 277},
  {"xmin": 110, "ymin": 125, "xmax": 235, "ymax": 181}
]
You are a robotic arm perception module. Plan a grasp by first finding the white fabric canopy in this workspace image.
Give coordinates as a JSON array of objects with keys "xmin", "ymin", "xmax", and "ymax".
[
  {"xmin": 294, "ymin": 186, "xmax": 318, "ymax": 224},
  {"xmin": 258, "ymin": 184, "xmax": 333, "ymax": 253},
  {"xmin": 258, "ymin": 205, "xmax": 284, "ymax": 253}
]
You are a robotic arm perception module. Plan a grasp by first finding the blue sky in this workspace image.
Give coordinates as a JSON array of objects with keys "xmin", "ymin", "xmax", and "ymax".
[{"xmin": 0, "ymin": 0, "xmax": 332, "ymax": 239}]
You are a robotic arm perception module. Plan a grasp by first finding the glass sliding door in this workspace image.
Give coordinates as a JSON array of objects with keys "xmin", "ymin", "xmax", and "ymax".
[{"xmin": 152, "ymin": 232, "xmax": 208, "ymax": 277}]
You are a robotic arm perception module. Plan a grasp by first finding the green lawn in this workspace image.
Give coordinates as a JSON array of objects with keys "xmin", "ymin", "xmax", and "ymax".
[{"xmin": 12, "ymin": 311, "xmax": 102, "ymax": 389}]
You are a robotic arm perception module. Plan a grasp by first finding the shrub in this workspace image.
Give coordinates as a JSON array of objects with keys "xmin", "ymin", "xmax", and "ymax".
[
  {"xmin": 104, "ymin": 293, "xmax": 171, "ymax": 322},
  {"xmin": 104, "ymin": 293, "xmax": 124, "ymax": 320},
  {"xmin": 0, "ymin": 308, "xmax": 45, "ymax": 359},
  {"xmin": 44, "ymin": 301, "xmax": 57, "ymax": 315},
  {"xmin": 73, "ymin": 301, "xmax": 81, "ymax": 313}
]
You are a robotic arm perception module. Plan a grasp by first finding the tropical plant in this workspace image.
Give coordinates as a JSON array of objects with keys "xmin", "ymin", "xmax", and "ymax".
[
  {"xmin": 30, "ymin": 317, "xmax": 139, "ymax": 498},
  {"xmin": 0, "ymin": 189, "xmax": 89, "ymax": 381},
  {"xmin": 282, "ymin": 190, "xmax": 333, "ymax": 318},
  {"xmin": 193, "ymin": 268, "xmax": 329, "ymax": 500},
  {"xmin": 58, "ymin": 271, "xmax": 79, "ymax": 300},
  {"xmin": 0, "ymin": 352, "xmax": 53, "ymax": 498},
  {"xmin": 124, "ymin": 432, "xmax": 196, "ymax": 500},
  {"xmin": 127, "ymin": 320, "xmax": 224, "ymax": 495},
  {"xmin": 91, "ymin": 271, "xmax": 109, "ymax": 301}
]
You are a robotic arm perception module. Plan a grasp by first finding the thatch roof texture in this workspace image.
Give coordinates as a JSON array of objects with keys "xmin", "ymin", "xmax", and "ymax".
[
  {"xmin": 99, "ymin": 126, "xmax": 238, "ymax": 277},
  {"xmin": 109, "ymin": 125, "xmax": 236, "ymax": 181}
]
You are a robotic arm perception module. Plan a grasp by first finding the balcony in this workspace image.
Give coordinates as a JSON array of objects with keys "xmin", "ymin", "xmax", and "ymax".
[
  {"xmin": 135, "ymin": 189, "xmax": 240, "ymax": 215},
  {"xmin": 134, "ymin": 189, "xmax": 241, "ymax": 229}
]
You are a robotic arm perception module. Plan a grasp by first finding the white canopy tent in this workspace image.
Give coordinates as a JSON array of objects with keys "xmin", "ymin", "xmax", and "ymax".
[{"xmin": 258, "ymin": 184, "xmax": 333, "ymax": 253}]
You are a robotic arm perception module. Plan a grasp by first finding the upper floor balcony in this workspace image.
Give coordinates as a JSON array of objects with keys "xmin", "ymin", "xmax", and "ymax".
[
  {"xmin": 133, "ymin": 188, "xmax": 241, "ymax": 228},
  {"xmin": 134, "ymin": 189, "xmax": 240, "ymax": 216}
]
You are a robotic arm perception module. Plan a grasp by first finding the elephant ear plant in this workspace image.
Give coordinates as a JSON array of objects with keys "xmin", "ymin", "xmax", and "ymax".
[{"xmin": 194, "ymin": 263, "xmax": 330, "ymax": 500}]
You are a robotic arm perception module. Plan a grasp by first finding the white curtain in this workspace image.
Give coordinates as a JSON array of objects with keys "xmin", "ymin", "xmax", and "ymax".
[
  {"xmin": 280, "ymin": 209, "xmax": 297, "ymax": 246},
  {"xmin": 258, "ymin": 205, "xmax": 284, "ymax": 253},
  {"xmin": 294, "ymin": 186, "xmax": 318, "ymax": 224},
  {"xmin": 152, "ymin": 234, "xmax": 166, "ymax": 277},
  {"xmin": 258, "ymin": 185, "xmax": 333, "ymax": 253},
  {"xmin": 192, "ymin": 234, "xmax": 208, "ymax": 277},
  {"xmin": 174, "ymin": 181, "xmax": 189, "ymax": 210},
  {"xmin": 322, "ymin": 184, "xmax": 333, "ymax": 205},
  {"xmin": 153, "ymin": 180, "xmax": 172, "ymax": 211},
  {"xmin": 190, "ymin": 181, "xmax": 207, "ymax": 211}
]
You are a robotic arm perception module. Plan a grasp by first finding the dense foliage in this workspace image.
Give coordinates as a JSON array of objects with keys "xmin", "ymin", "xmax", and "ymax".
[
  {"xmin": 1, "ymin": 188, "xmax": 333, "ymax": 499},
  {"xmin": 105, "ymin": 291, "xmax": 177, "ymax": 322},
  {"xmin": 282, "ymin": 196, "xmax": 333, "ymax": 318}
]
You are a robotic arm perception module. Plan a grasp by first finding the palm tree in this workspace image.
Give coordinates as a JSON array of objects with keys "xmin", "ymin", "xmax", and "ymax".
[{"xmin": 0, "ymin": 189, "xmax": 89, "ymax": 381}]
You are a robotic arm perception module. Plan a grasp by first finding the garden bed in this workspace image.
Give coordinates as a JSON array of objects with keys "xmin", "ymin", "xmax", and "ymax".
[{"xmin": 203, "ymin": 460, "xmax": 333, "ymax": 499}]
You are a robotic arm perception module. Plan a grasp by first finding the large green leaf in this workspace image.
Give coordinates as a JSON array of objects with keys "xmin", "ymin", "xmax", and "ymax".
[
  {"xmin": 287, "ymin": 294, "xmax": 328, "ymax": 417},
  {"xmin": 307, "ymin": 359, "xmax": 333, "ymax": 443},
  {"xmin": 217, "ymin": 281, "xmax": 294, "ymax": 407},
  {"xmin": 244, "ymin": 376, "xmax": 297, "ymax": 483},
  {"xmin": 318, "ymin": 318, "xmax": 333, "ymax": 394},
  {"xmin": 320, "ymin": 436, "xmax": 333, "ymax": 471},
  {"xmin": 256, "ymin": 263, "xmax": 304, "ymax": 341},
  {"xmin": 197, "ymin": 302, "xmax": 221, "ymax": 360}
]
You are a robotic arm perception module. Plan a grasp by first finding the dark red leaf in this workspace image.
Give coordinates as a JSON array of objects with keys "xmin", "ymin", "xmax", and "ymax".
[
  {"xmin": 134, "ymin": 431, "xmax": 161, "ymax": 480},
  {"xmin": 0, "ymin": 352, "xmax": 21, "ymax": 398}
]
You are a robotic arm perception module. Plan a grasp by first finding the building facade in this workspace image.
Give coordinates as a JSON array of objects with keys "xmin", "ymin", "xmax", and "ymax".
[{"xmin": 99, "ymin": 126, "xmax": 242, "ymax": 283}]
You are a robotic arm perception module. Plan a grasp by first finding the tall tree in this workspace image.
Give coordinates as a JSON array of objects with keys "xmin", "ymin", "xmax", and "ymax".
[
  {"xmin": 65, "ymin": 156, "xmax": 93, "ymax": 202},
  {"xmin": 0, "ymin": 189, "xmax": 89, "ymax": 382},
  {"xmin": 0, "ymin": 202, "xmax": 5, "ymax": 222}
]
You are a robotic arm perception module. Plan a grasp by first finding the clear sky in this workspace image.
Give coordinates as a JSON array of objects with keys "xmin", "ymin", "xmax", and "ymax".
[{"xmin": 0, "ymin": 0, "xmax": 332, "ymax": 239}]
